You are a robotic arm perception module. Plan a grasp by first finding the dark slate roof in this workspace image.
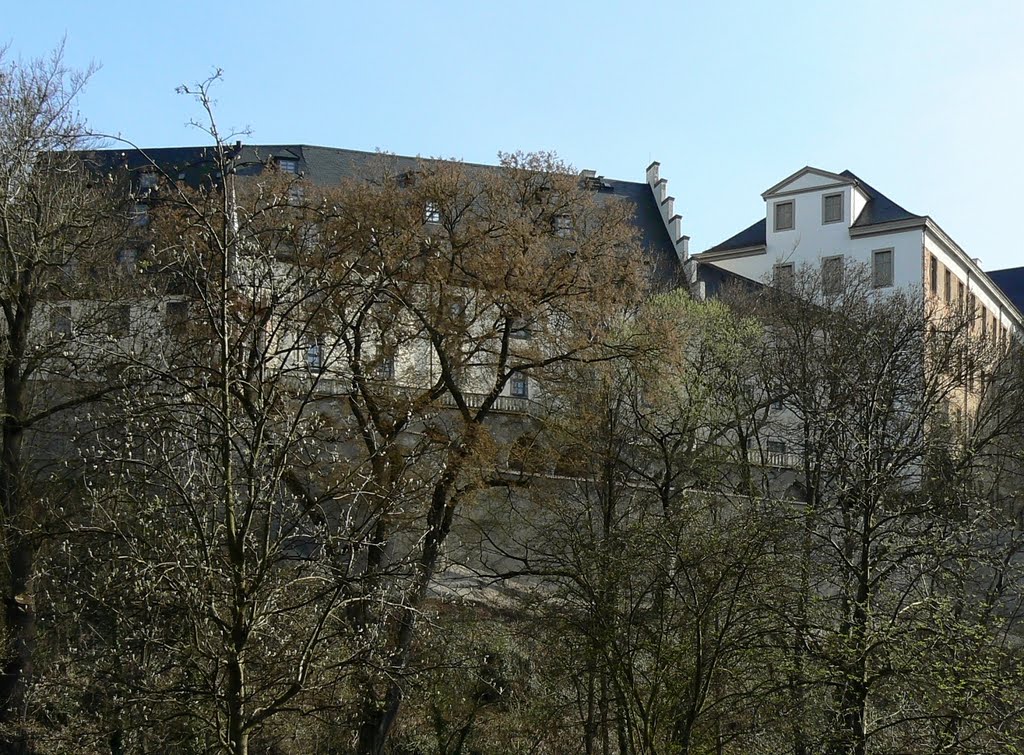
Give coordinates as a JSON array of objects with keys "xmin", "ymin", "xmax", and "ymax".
[
  {"xmin": 840, "ymin": 170, "xmax": 924, "ymax": 227},
  {"xmin": 987, "ymin": 267, "xmax": 1024, "ymax": 313},
  {"xmin": 83, "ymin": 144, "xmax": 679, "ymax": 284},
  {"xmin": 696, "ymin": 261, "xmax": 763, "ymax": 298},
  {"xmin": 704, "ymin": 218, "xmax": 766, "ymax": 254},
  {"xmin": 702, "ymin": 170, "xmax": 923, "ymax": 255}
]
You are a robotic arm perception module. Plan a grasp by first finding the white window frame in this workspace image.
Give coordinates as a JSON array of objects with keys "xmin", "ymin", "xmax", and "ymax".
[
  {"xmin": 822, "ymin": 192, "xmax": 843, "ymax": 224},
  {"xmin": 275, "ymin": 157, "xmax": 299, "ymax": 174},
  {"xmin": 424, "ymin": 202, "xmax": 441, "ymax": 224},
  {"xmin": 306, "ymin": 340, "xmax": 324, "ymax": 372},
  {"xmin": 773, "ymin": 200, "xmax": 795, "ymax": 232},
  {"xmin": 510, "ymin": 374, "xmax": 529, "ymax": 398}
]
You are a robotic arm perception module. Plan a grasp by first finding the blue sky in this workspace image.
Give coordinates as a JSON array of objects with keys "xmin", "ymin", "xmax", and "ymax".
[{"xmin": 7, "ymin": 1, "xmax": 1024, "ymax": 270}]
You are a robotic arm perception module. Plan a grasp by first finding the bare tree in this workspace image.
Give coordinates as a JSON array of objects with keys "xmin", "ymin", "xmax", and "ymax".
[
  {"xmin": 747, "ymin": 264, "xmax": 1024, "ymax": 754},
  {"xmin": 0, "ymin": 43, "xmax": 138, "ymax": 751}
]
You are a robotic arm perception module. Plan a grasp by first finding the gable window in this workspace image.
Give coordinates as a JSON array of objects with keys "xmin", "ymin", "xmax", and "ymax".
[
  {"xmin": 822, "ymin": 193, "xmax": 843, "ymax": 224},
  {"xmin": 872, "ymin": 249, "xmax": 893, "ymax": 288},
  {"xmin": 424, "ymin": 202, "xmax": 441, "ymax": 224},
  {"xmin": 773, "ymin": 262, "xmax": 795, "ymax": 290},
  {"xmin": 510, "ymin": 374, "xmax": 529, "ymax": 398},
  {"xmin": 774, "ymin": 201, "xmax": 794, "ymax": 232},
  {"xmin": 822, "ymin": 255, "xmax": 844, "ymax": 295}
]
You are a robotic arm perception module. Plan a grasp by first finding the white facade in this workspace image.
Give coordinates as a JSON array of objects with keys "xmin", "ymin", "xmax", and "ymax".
[{"xmin": 696, "ymin": 166, "xmax": 1024, "ymax": 336}]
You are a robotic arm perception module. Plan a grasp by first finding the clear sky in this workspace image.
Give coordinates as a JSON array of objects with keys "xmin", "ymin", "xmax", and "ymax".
[{"xmin": 7, "ymin": 1, "xmax": 1024, "ymax": 270}]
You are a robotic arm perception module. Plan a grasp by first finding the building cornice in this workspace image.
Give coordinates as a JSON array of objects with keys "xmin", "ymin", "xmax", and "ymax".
[
  {"xmin": 693, "ymin": 245, "xmax": 767, "ymax": 262},
  {"xmin": 848, "ymin": 217, "xmax": 927, "ymax": 238},
  {"xmin": 922, "ymin": 217, "xmax": 1024, "ymax": 326},
  {"xmin": 762, "ymin": 166, "xmax": 856, "ymax": 199},
  {"xmin": 766, "ymin": 181, "xmax": 852, "ymax": 200}
]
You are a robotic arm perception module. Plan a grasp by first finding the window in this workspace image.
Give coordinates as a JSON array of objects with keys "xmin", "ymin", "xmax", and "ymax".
[
  {"xmin": 981, "ymin": 309, "xmax": 988, "ymax": 338},
  {"xmin": 138, "ymin": 172, "xmax": 158, "ymax": 191},
  {"xmin": 424, "ymin": 202, "xmax": 441, "ymax": 224},
  {"xmin": 822, "ymin": 255, "xmax": 844, "ymax": 295},
  {"xmin": 822, "ymin": 193, "xmax": 843, "ymax": 224},
  {"xmin": 116, "ymin": 248, "xmax": 138, "ymax": 269},
  {"xmin": 510, "ymin": 374, "xmax": 529, "ymax": 398},
  {"xmin": 767, "ymin": 439, "xmax": 787, "ymax": 455},
  {"xmin": 944, "ymin": 269, "xmax": 952, "ymax": 304},
  {"xmin": 773, "ymin": 262, "xmax": 795, "ymax": 290},
  {"xmin": 306, "ymin": 341, "xmax": 324, "ymax": 372},
  {"xmin": 774, "ymin": 201, "xmax": 794, "ymax": 232},
  {"xmin": 930, "ymin": 255, "xmax": 938, "ymax": 295},
  {"xmin": 958, "ymin": 280, "xmax": 965, "ymax": 305},
  {"xmin": 510, "ymin": 317, "xmax": 532, "ymax": 339},
  {"xmin": 130, "ymin": 203, "xmax": 149, "ymax": 228},
  {"xmin": 275, "ymin": 157, "xmax": 299, "ymax": 174},
  {"xmin": 375, "ymin": 350, "xmax": 396, "ymax": 380},
  {"xmin": 165, "ymin": 300, "xmax": 189, "ymax": 332},
  {"xmin": 872, "ymin": 249, "xmax": 893, "ymax": 288},
  {"xmin": 107, "ymin": 305, "xmax": 131, "ymax": 337},
  {"xmin": 968, "ymin": 293, "xmax": 976, "ymax": 324},
  {"xmin": 553, "ymin": 214, "xmax": 573, "ymax": 238},
  {"xmin": 50, "ymin": 306, "xmax": 73, "ymax": 340}
]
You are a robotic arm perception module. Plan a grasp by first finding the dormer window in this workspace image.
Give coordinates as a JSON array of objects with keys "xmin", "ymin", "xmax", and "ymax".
[
  {"xmin": 424, "ymin": 202, "xmax": 441, "ymax": 224},
  {"xmin": 774, "ymin": 201, "xmax": 794, "ymax": 232},
  {"xmin": 275, "ymin": 157, "xmax": 299, "ymax": 174},
  {"xmin": 822, "ymin": 193, "xmax": 843, "ymax": 224}
]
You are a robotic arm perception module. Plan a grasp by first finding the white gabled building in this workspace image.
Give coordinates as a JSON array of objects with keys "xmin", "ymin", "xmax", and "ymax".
[{"xmin": 693, "ymin": 166, "xmax": 1024, "ymax": 338}]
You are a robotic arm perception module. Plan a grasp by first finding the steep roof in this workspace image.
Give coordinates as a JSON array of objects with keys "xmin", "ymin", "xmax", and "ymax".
[
  {"xmin": 83, "ymin": 144, "xmax": 680, "ymax": 284},
  {"xmin": 696, "ymin": 260, "xmax": 763, "ymax": 298},
  {"xmin": 702, "ymin": 169, "xmax": 923, "ymax": 255},
  {"xmin": 840, "ymin": 170, "xmax": 924, "ymax": 227},
  {"xmin": 703, "ymin": 218, "xmax": 766, "ymax": 254},
  {"xmin": 987, "ymin": 266, "xmax": 1024, "ymax": 313}
]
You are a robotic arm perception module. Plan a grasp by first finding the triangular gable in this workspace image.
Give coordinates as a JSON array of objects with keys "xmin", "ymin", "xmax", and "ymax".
[{"xmin": 762, "ymin": 166, "xmax": 856, "ymax": 199}]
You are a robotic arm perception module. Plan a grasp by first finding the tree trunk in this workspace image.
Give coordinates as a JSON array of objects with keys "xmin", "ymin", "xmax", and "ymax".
[{"xmin": 0, "ymin": 355, "xmax": 32, "ymax": 754}]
